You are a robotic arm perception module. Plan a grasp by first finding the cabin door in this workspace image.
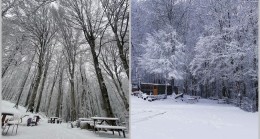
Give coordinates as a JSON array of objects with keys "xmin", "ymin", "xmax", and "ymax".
[{"xmin": 153, "ymin": 86, "xmax": 158, "ymax": 95}]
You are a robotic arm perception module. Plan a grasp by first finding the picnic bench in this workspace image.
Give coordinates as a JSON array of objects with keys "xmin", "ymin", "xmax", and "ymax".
[
  {"xmin": 49, "ymin": 117, "xmax": 59, "ymax": 124},
  {"xmin": 218, "ymin": 99, "xmax": 226, "ymax": 104},
  {"xmin": 218, "ymin": 97, "xmax": 228, "ymax": 104},
  {"xmin": 2, "ymin": 112, "xmax": 20, "ymax": 135},
  {"xmin": 209, "ymin": 97, "xmax": 218, "ymax": 100},
  {"xmin": 80, "ymin": 121, "xmax": 94, "ymax": 129},
  {"xmin": 227, "ymin": 99, "xmax": 239, "ymax": 106},
  {"xmin": 175, "ymin": 93, "xmax": 184, "ymax": 99},
  {"xmin": 77, "ymin": 118, "xmax": 91, "ymax": 128},
  {"xmin": 186, "ymin": 97, "xmax": 199, "ymax": 103},
  {"xmin": 95, "ymin": 125, "xmax": 126, "ymax": 137},
  {"xmin": 91, "ymin": 117, "xmax": 126, "ymax": 138},
  {"xmin": 2, "ymin": 112, "xmax": 14, "ymax": 127},
  {"xmin": 27, "ymin": 114, "xmax": 41, "ymax": 126}
]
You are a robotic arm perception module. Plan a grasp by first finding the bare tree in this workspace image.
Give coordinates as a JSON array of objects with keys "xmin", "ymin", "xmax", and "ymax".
[
  {"xmin": 53, "ymin": 7, "xmax": 83, "ymax": 120},
  {"xmin": 61, "ymin": 0, "xmax": 115, "ymax": 118},
  {"xmin": 14, "ymin": 53, "xmax": 36, "ymax": 108},
  {"xmin": 46, "ymin": 56, "xmax": 61, "ymax": 116},
  {"xmin": 55, "ymin": 61, "xmax": 64, "ymax": 117},
  {"xmin": 101, "ymin": 43, "xmax": 129, "ymax": 111},
  {"xmin": 22, "ymin": 6, "xmax": 57, "ymax": 112},
  {"xmin": 101, "ymin": 0, "xmax": 129, "ymax": 78},
  {"xmin": 35, "ymin": 45, "xmax": 53, "ymax": 113}
]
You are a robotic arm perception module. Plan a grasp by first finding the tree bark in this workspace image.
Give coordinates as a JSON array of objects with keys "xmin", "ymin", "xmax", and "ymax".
[
  {"xmin": 87, "ymin": 38, "xmax": 114, "ymax": 118},
  {"xmin": 46, "ymin": 61, "xmax": 60, "ymax": 116},
  {"xmin": 24, "ymin": 69, "xmax": 37, "ymax": 107},
  {"xmin": 100, "ymin": 51, "xmax": 128, "ymax": 111},
  {"xmin": 55, "ymin": 66, "xmax": 64, "ymax": 117},
  {"xmin": 27, "ymin": 61, "xmax": 43, "ymax": 112},
  {"xmin": 35, "ymin": 52, "xmax": 52, "ymax": 113},
  {"xmin": 69, "ymin": 79, "xmax": 77, "ymax": 120},
  {"xmin": 14, "ymin": 54, "xmax": 35, "ymax": 108}
]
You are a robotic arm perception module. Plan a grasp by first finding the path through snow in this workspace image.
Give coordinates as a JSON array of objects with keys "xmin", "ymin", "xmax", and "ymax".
[{"xmin": 131, "ymin": 96, "xmax": 258, "ymax": 139}]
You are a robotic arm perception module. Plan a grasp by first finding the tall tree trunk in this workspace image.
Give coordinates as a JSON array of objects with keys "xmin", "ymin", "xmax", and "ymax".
[
  {"xmin": 35, "ymin": 56, "xmax": 51, "ymax": 113},
  {"xmin": 46, "ymin": 62, "xmax": 60, "ymax": 116},
  {"xmin": 88, "ymin": 39, "xmax": 114, "ymax": 118},
  {"xmin": 24, "ymin": 69, "xmax": 37, "ymax": 107},
  {"xmin": 27, "ymin": 61, "xmax": 43, "ymax": 112},
  {"xmin": 69, "ymin": 77, "xmax": 77, "ymax": 120},
  {"xmin": 115, "ymin": 71, "xmax": 129, "ymax": 111},
  {"xmin": 55, "ymin": 66, "xmax": 63, "ymax": 117},
  {"xmin": 100, "ymin": 54, "xmax": 129, "ymax": 111},
  {"xmin": 255, "ymin": 81, "xmax": 258, "ymax": 111},
  {"xmin": 79, "ymin": 61, "xmax": 88, "ymax": 117},
  {"xmin": 14, "ymin": 55, "xmax": 34, "ymax": 108},
  {"xmin": 115, "ymin": 35, "xmax": 129, "ymax": 78}
]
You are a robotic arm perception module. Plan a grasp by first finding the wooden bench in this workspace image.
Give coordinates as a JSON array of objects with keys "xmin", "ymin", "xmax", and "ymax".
[
  {"xmin": 80, "ymin": 121, "xmax": 95, "ymax": 129},
  {"xmin": 94, "ymin": 125, "xmax": 127, "ymax": 138},
  {"xmin": 218, "ymin": 99, "xmax": 227, "ymax": 104},
  {"xmin": 227, "ymin": 99, "xmax": 239, "ymax": 106},
  {"xmin": 175, "ymin": 93, "xmax": 184, "ymax": 99},
  {"xmin": 186, "ymin": 97, "xmax": 198, "ymax": 103},
  {"xmin": 192, "ymin": 96, "xmax": 201, "ymax": 99},
  {"xmin": 209, "ymin": 97, "xmax": 218, "ymax": 100}
]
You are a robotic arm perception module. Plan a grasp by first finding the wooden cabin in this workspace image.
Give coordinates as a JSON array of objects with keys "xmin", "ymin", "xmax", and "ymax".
[
  {"xmin": 131, "ymin": 84, "xmax": 139, "ymax": 92},
  {"xmin": 140, "ymin": 83, "xmax": 172, "ymax": 95}
]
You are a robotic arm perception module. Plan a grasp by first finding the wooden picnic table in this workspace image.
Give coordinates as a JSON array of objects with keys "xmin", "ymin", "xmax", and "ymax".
[
  {"xmin": 77, "ymin": 118, "xmax": 91, "ymax": 127},
  {"xmin": 2, "ymin": 112, "xmax": 14, "ymax": 126},
  {"xmin": 91, "ymin": 117, "xmax": 126, "ymax": 137},
  {"xmin": 49, "ymin": 117, "xmax": 59, "ymax": 123},
  {"xmin": 78, "ymin": 118, "xmax": 91, "ymax": 121},
  {"xmin": 187, "ymin": 97, "xmax": 198, "ymax": 103},
  {"xmin": 91, "ymin": 117, "xmax": 119, "ymax": 127}
]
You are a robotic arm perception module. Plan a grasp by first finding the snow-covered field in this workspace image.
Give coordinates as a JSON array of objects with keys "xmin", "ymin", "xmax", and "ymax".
[
  {"xmin": 1, "ymin": 100, "xmax": 128, "ymax": 139},
  {"xmin": 131, "ymin": 95, "xmax": 258, "ymax": 139}
]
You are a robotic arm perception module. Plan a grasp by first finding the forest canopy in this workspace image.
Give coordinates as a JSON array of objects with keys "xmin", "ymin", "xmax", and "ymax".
[{"xmin": 2, "ymin": 0, "xmax": 129, "ymax": 122}]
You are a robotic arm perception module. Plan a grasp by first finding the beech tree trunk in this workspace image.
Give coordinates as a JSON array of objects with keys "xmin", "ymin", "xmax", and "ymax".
[
  {"xmin": 27, "ymin": 57, "xmax": 43, "ymax": 112},
  {"xmin": 46, "ymin": 61, "xmax": 60, "ymax": 116},
  {"xmin": 35, "ymin": 52, "xmax": 52, "ymax": 113},
  {"xmin": 14, "ymin": 54, "xmax": 35, "ymax": 108},
  {"xmin": 56, "ymin": 66, "xmax": 64, "ymax": 117},
  {"xmin": 88, "ymin": 39, "xmax": 114, "ymax": 118}
]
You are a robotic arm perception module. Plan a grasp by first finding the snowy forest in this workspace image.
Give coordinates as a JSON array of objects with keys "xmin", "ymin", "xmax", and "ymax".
[
  {"xmin": 132, "ymin": 0, "xmax": 258, "ymax": 112},
  {"xmin": 2, "ymin": 0, "xmax": 129, "ymax": 122}
]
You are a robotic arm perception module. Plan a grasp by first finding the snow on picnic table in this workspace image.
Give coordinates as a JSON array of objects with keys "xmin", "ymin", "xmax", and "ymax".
[
  {"xmin": 1, "ymin": 100, "xmax": 128, "ymax": 139},
  {"xmin": 131, "ymin": 95, "xmax": 258, "ymax": 139}
]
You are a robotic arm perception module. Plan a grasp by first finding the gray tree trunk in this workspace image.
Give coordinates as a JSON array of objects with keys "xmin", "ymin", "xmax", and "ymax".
[
  {"xmin": 27, "ymin": 57, "xmax": 43, "ymax": 112},
  {"xmin": 55, "ymin": 66, "xmax": 64, "ymax": 117},
  {"xmin": 14, "ymin": 54, "xmax": 35, "ymax": 108},
  {"xmin": 88, "ymin": 39, "xmax": 114, "ymax": 118},
  {"xmin": 46, "ymin": 61, "xmax": 60, "ymax": 116},
  {"xmin": 35, "ymin": 52, "xmax": 52, "ymax": 113},
  {"xmin": 24, "ymin": 69, "xmax": 37, "ymax": 107}
]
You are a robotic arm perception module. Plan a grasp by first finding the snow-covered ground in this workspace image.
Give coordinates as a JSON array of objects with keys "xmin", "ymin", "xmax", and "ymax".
[
  {"xmin": 1, "ymin": 100, "xmax": 128, "ymax": 139},
  {"xmin": 131, "ymin": 95, "xmax": 258, "ymax": 139}
]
